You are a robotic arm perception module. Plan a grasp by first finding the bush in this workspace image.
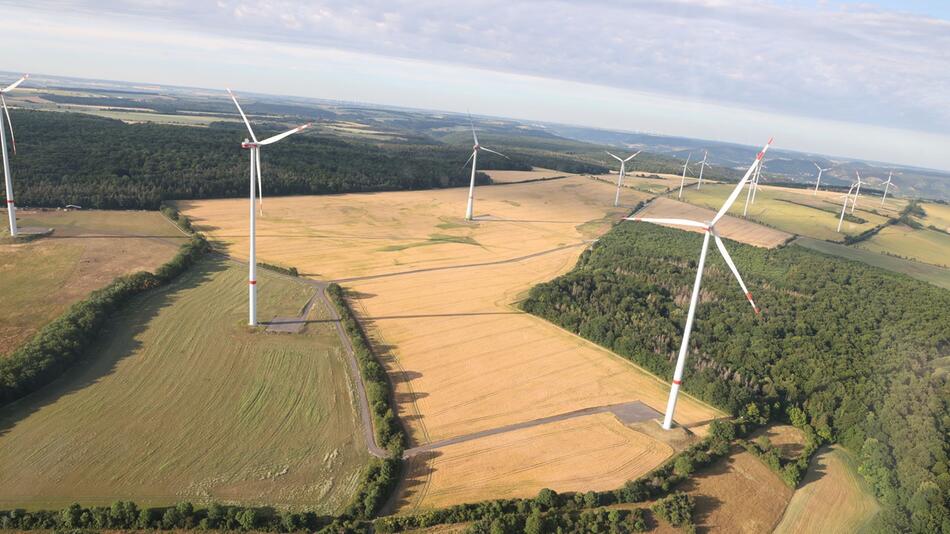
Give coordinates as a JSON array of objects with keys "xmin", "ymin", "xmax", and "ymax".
[{"xmin": 651, "ymin": 492, "xmax": 695, "ymax": 528}]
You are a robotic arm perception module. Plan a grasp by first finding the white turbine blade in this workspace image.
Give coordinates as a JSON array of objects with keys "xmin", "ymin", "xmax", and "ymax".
[
  {"xmin": 258, "ymin": 122, "xmax": 312, "ymax": 145},
  {"xmin": 711, "ymin": 137, "xmax": 773, "ymax": 226},
  {"xmin": 813, "ymin": 162, "xmax": 822, "ymax": 171},
  {"xmin": 1, "ymin": 94, "xmax": 16, "ymax": 155},
  {"xmin": 226, "ymin": 88, "xmax": 257, "ymax": 142},
  {"xmin": 623, "ymin": 150, "xmax": 642, "ymax": 163},
  {"xmin": 256, "ymin": 149, "xmax": 264, "ymax": 216},
  {"xmin": 626, "ymin": 216, "xmax": 707, "ymax": 229},
  {"xmin": 480, "ymin": 146, "xmax": 509, "ymax": 159},
  {"xmin": 462, "ymin": 150, "xmax": 475, "ymax": 169},
  {"xmin": 468, "ymin": 113, "xmax": 479, "ymax": 145},
  {"xmin": 606, "ymin": 151, "xmax": 623, "ymax": 162},
  {"xmin": 1, "ymin": 74, "xmax": 28, "ymax": 93},
  {"xmin": 713, "ymin": 233, "xmax": 759, "ymax": 314}
]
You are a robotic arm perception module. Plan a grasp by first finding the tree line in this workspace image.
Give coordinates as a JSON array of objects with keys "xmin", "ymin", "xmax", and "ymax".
[{"xmin": 520, "ymin": 222, "xmax": 950, "ymax": 533}]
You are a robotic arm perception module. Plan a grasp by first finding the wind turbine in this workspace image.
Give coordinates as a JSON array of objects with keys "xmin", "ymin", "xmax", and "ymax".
[
  {"xmin": 851, "ymin": 171, "xmax": 863, "ymax": 214},
  {"xmin": 838, "ymin": 182, "xmax": 858, "ymax": 232},
  {"xmin": 695, "ymin": 151, "xmax": 709, "ymax": 190},
  {"xmin": 677, "ymin": 153, "xmax": 693, "ymax": 199},
  {"xmin": 1, "ymin": 74, "xmax": 29, "ymax": 236},
  {"xmin": 627, "ymin": 138, "xmax": 773, "ymax": 430},
  {"xmin": 881, "ymin": 171, "xmax": 894, "ymax": 207},
  {"xmin": 606, "ymin": 150, "xmax": 641, "ymax": 207},
  {"xmin": 813, "ymin": 162, "xmax": 831, "ymax": 195},
  {"xmin": 742, "ymin": 159, "xmax": 763, "ymax": 217},
  {"xmin": 463, "ymin": 116, "xmax": 508, "ymax": 220},
  {"xmin": 227, "ymin": 89, "xmax": 311, "ymax": 326}
]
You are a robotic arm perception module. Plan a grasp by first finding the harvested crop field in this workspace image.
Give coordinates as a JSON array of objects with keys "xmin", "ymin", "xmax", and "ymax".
[
  {"xmin": 485, "ymin": 168, "xmax": 567, "ymax": 183},
  {"xmin": 750, "ymin": 424, "xmax": 807, "ymax": 460},
  {"xmin": 774, "ymin": 446, "xmax": 880, "ymax": 534},
  {"xmin": 180, "ymin": 176, "xmax": 722, "ymax": 511},
  {"xmin": 0, "ymin": 259, "xmax": 368, "ymax": 510},
  {"xmin": 681, "ymin": 448, "xmax": 793, "ymax": 533},
  {"xmin": 632, "ymin": 197, "xmax": 792, "ymax": 248},
  {"xmin": 0, "ymin": 209, "xmax": 186, "ymax": 356}
]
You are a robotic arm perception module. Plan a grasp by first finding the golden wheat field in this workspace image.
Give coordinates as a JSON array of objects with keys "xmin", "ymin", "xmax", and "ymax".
[{"xmin": 180, "ymin": 176, "xmax": 723, "ymax": 510}]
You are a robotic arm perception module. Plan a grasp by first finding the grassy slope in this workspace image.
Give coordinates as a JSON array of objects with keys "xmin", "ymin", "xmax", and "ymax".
[
  {"xmin": 856, "ymin": 224, "xmax": 950, "ymax": 268},
  {"xmin": 0, "ymin": 259, "xmax": 368, "ymax": 511},
  {"xmin": 794, "ymin": 237, "xmax": 950, "ymax": 290}
]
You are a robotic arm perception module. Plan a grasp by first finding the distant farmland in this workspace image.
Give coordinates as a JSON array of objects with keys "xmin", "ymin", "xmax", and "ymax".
[{"xmin": 0, "ymin": 260, "xmax": 368, "ymax": 510}]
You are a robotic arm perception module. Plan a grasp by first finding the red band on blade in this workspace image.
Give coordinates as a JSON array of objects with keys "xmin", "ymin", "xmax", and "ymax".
[
  {"xmin": 672, "ymin": 380, "xmax": 682, "ymax": 385},
  {"xmin": 746, "ymin": 292, "xmax": 753, "ymax": 300},
  {"xmin": 249, "ymin": 280, "xmax": 257, "ymax": 285}
]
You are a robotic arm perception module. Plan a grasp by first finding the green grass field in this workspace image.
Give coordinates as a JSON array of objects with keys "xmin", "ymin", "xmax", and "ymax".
[
  {"xmin": 795, "ymin": 237, "xmax": 950, "ymax": 290},
  {"xmin": 856, "ymin": 225, "xmax": 950, "ymax": 268},
  {"xmin": 0, "ymin": 210, "xmax": 185, "ymax": 356},
  {"xmin": 0, "ymin": 259, "xmax": 368, "ymax": 511}
]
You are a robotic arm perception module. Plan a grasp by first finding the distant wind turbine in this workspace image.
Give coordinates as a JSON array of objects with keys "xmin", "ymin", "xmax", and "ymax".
[
  {"xmin": 464, "ymin": 116, "xmax": 508, "ymax": 220},
  {"xmin": 742, "ymin": 159, "xmax": 764, "ymax": 217},
  {"xmin": 677, "ymin": 153, "xmax": 693, "ymax": 199},
  {"xmin": 881, "ymin": 171, "xmax": 894, "ymax": 207},
  {"xmin": 813, "ymin": 162, "xmax": 831, "ymax": 195},
  {"xmin": 1, "ymin": 74, "xmax": 29, "ymax": 236},
  {"xmin": 227, "ymin": 88, "xmax": 311, "ymax": 326},
  {"xmin": 606, "ymin": 150, "xmax": 641, "ymax": 207},
  {"xmin": 627, "ymin": 138, "xmax": 773, "ymax": 430},
  {"xmin": 838, "ymin": 182, "xmax": 858, "ymax": 232},
  {"xmin": 695, "ymin": 151, "xmax": 709, "ymax": 190},
  {"xmin": 851, "ymin": 171, "xmax": 863, "ymax": 214}
]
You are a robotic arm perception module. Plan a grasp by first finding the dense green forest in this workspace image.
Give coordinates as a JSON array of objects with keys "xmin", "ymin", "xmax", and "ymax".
[
  {"xmin": 0, "ymin": 111, "xmax": 604, "ymax": 209},
  {"xmin": 521, "ymin": 223, "xmax": 950, "ymax": 533}
]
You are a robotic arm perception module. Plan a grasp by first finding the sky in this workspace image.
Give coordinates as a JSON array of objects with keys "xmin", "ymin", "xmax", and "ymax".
[{"xmin": 2, "ymin": 0, "xmax": 949, "ymax": 170}]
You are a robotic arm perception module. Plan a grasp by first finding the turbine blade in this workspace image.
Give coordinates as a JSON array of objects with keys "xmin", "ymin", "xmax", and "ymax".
[
  {"xmin": 1, "ymin": 74, "xmax": 28, "ymax": 93},
  {"xmin": 626, "ymin": 217, "xmax": 707, "ymax": 229},
  {"xmin": 710, "ymin": 137, "xmax": 773, "ymax": 226},
  {"xmin": 480, "ymin": 146, "xmax": 509, "ymax": 159},
  {"xmin": 713, "ymin": 233, "xmax": 759, "ymax": 314},
  {"xmin": 605, "ymin": 151, "xmax": 623, "ymax": 162},
  {"xmin": 813, "ymin": 162, "xmax": 822, "ymax": 171},
  {"xmin": 623, "ymin": 150, "xmax": 642, "ymax": 162},
  {"xmin": 468, "ymin": 112, "xmax": 478, "ymax": 146},
  {"xmin": 1, "ymin": 94, "xmax": 16, "ymax": 155},
  {"xmin": 256, "ymin": 148, "xmax": 264, "ymax": 216},
  {"xmin": 258, "ymin": 122, "xmax": 312, "ymax": 145},
  {"xmin": 226, "ymin": 88, "xmax": 257, "ymax": 142},
  {"xmin": 462, "ymin": 150, "xmax": 475, "ymax": 169}
]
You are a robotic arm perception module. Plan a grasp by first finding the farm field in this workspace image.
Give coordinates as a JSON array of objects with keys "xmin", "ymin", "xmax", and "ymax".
[
  {"xmin": 484, "ymin": 168, "xmax": 568, "ymax": 184},
  {"xmin": 180, "ymin": 176, "xmax": 723, "ymax": 512},
  {"xmin": 0, "ymin": 260, "xmax": 368, "ymax": 510},
  {"xmin": 675, "ymin": 183, "xmax": 890, "ymax": 241},
  {"xmin": 0, "ymin": 209, "xmax": 186, "ymax": 356},
  {"xmin": 590, "ymin": 172, "xmax": 684, "ymax": 195},
  {"xmin": 632, "ymin": 197, "xmax": 793, "ymax": 248},
  {"xmin": 750, "ymin": 424, "xmax": 807, "ymax": 460},
  {"xmin": 793, "ymin": 237, "xmax": 950, "ymax": 289},
  {"xmin": 774, "ymin": 446, "xmax": 880, "ymax": 534},
  {"xmin": 680, "ymin": 448, "xmax": 793, "ymax": 533},
  {"xmin": 856, "ymin": 224, "xmax": 950, "ymax": 268},
  {"xmin": 920, "ymin": 201, "xmax": 950, "ymax": 232}
]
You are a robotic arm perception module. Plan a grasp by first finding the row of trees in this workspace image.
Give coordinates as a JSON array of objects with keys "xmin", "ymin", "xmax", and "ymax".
[{"xmin": 520, "ymin": 222, "xmax": 950, "ymax": 532}]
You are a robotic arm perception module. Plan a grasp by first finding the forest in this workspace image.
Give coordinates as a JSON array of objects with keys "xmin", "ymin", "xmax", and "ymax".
[
  {"xmin": 1, "ymin": 111, "xmax": 604, "ymax": 209},
  {"xmin": 521, "ymin": 223, "xmax": 950, "ymax": 533}
]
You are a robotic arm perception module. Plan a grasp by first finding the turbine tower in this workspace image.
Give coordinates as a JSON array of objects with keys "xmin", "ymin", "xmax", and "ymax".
[
  {"xmin": 813, "ymin": 162, "xmax": 831, "ymax": 195},
  {"xmin": 851, "ymin": 171, "xmax": 863, "ymax": 214},
  {"xmin": 881, "ymin": 171, "xmax": 894, "ymax": 207},
  {"xmin": 606, "ymin": 150, "xmax": 641, "ymax": 207},
  {"xmin": 227, "ymin": 89, "xmax": 311, "ymax": 326},
  {"xmin": 838, "ymin": 182, "xmax": 858, "ymax": 232},
  {"xmin": 695, "ymin": 151, "xmax": 709, "ymax": 190},
  {"xmin": 627, "ymin": 138, "xmax": 773, "ymax": 430},
  {"xmin": 463, "ymin": 116, "xmax": 508, "ymax": 220},
  {"xmin": 0, "ymin": 74, "xmax": 29, "ymax": 236},
  {"xmin": 677, "ymin": 153, "xmax": 692, "ymax": 199}
]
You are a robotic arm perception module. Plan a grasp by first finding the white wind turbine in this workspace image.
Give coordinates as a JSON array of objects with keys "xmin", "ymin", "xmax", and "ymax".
[
  {"xmin": 227, "ymin": 88, "xmax": 311, "ymax": 326},
  {"xmin": 606, "ymin": 150, "xmax": 642, "ymax": 207},
  {"xmin": 813, "ymin": 162, "xmax": 831, "ymax": 195},
  {"xmin": 677, "ymin": 153, "xmax": 693, "ymax": 199},
  {"xmin": 627, "ymin": 138, "xmax": 773, "ymax": 430},
  {"xmin": 837, "ymin": 182, "xmax": 858, "ymax": 232},
  {"xmin": 881, "ymin": 171, "xmax": 895, "ymax": 207},
  {"xmin": 851, "ymin": 171, "xmax": 864, "ymax": 214},
  {"xmin": 1, "ymin": 74, "xmax": 29, "ymax": 236},
  {"xmin": 463, "ymin": 116, "xmax": 508, "ymax": 221},
  {"xmin": 742, "ymin": 159, "xmax": 764, "ymax": 217},
  {"xmin": 695, "ymin": 151, "xmax": 709, "ymax": 190}
]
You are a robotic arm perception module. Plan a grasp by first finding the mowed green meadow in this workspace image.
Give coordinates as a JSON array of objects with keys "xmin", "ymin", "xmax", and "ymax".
[
  {"xmin": 795, "ymin": 237, "xmax": 950, "ymax": 290},
  {"xmin": 0, "ymin": 258, "xmax": 368, "ymax": 511},
  {"xmin": 856, "ymin": 224, "xmax": 950, "ymax": 268}
]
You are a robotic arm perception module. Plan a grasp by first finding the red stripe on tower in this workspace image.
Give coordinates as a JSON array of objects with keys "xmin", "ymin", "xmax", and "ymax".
[
  {"xmin": 6, "ymin": 200, "xmax": 13, "ymax": 204},
  {"xmin": 249, "ymin": 280, "xmax": 257, "ymax": 285},
  {"xmin": 672, "ymin": 379, "xmax": 682, "ymax": 385}
]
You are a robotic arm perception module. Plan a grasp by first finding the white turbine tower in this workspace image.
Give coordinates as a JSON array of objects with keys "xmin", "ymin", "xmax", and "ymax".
[
  {"xmin": 677, "ymin": 153, "xmax": 693, "ymax": 199},
  {"xmin": 695, "ymin": 151, "xmax": 709, "ymax": 190},
  {"xmin": 881, "ymin": 171, "xmax": 894, "ymax": 207},
  {"xmin": 1, "ymin": 74, "xmax": 29, "ymax": 236},
  {"xmin": 813, "ymin": 162, "xmax": 831, "ymax": 195},
  {"xmin": 227, "ymin": 89, "xmax": 311, "ymax": 326},
  {"xmin": 464, "ymin": 117, "xmax": 508, "ymax": 221},
  {"xmin": 606, "ymin": 150, "xmax": 641, "ymax": 207},
  {"xmin": 851, "ymin": 171, "xmax": 864, "ymax": 214},
  {"xmin": 838, "ymin": 182, "xmax": 858, "ymax": 232},
  {"xmin": 627, "ymin": 138, "xmax": 773, "ymax": 430}
]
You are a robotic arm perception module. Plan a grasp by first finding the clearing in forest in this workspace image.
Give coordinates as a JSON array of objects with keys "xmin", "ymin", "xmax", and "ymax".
[
  {"xmin": 0, "ymin": 209, "xmax": 186, "ymax": 356},
  {"xmin": 181, "ymin": 176, "xmax": 723, "ymax": 510},
  {"xmin": 0, "ymin": 260, "xmax": 368, "ymax": 511}
]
